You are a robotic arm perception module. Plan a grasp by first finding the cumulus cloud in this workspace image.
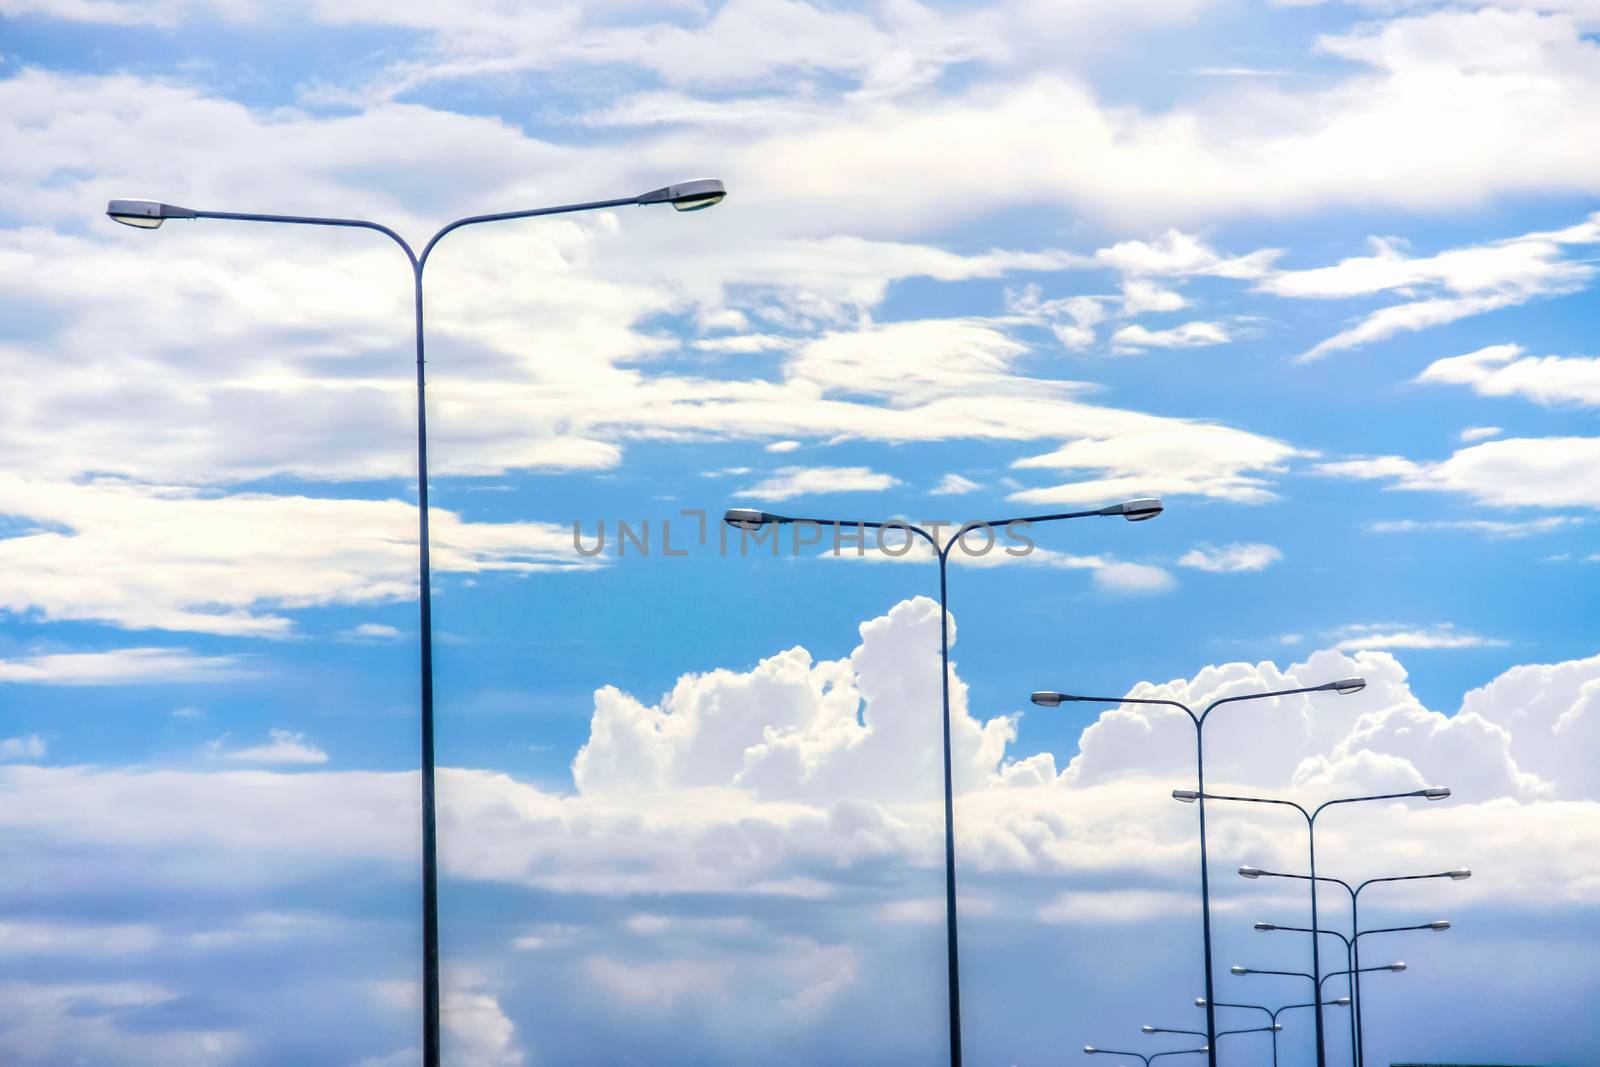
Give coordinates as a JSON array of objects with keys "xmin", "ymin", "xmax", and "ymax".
[{"xmin": 1177, "ymin": 542, "xmax": 1282, "ymax": 572}]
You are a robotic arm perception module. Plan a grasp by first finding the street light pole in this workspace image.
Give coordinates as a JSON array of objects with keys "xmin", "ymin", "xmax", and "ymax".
[
  {"xmin": 1192, "ymin": 786, "xmax": 1450, "ymax": 1067},
  {"xmin": 1034, "ymin": 678, "xmax": 1367, "ymax": 1067},
  {"xmin": 1257, "ymin": 920, "xmax": 1360, "ymax": 1059},
  {"xmin": 110, "ymin": 180, "xmax": 727, "ymax": 1067},
  {"xmin": 727, "ymin": 500, "xmax": 1161, "ymax": 1067},
  {"xmin": 1241, "ymin": 867, "xmax": 1465, "ymax": 1066}
]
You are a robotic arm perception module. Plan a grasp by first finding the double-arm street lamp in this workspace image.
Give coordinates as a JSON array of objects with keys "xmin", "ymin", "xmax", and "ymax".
[
  {"xmin": 1196, "ymin": 991, "xmax": 1344, "ymax": 1067},
  {"xmin": 1085, "ymin": 1045, "xmax": 1208, "ymax": 1066},
  {"xmin": 726, "ymin": 499, "xmax": 1162, "ymax": 1067},
  {"xmin": 1194, "ymin": 996, "xmax": 1351, "ymax": 1067},
  {"xmin": 1178, "ymin": 786, "xmax": 1450, "ymax": 1067},
  {"xmin": 110, "ymin": 179, "xmax": 728, "ymax": 1067},
  {"xmin": 1031, "ymin": 678, "xmax": 1366, "ymax": 1067},
  {"xmin": 1245, "ymin": 868, "xmax": 1467, "ymax": 1067}
]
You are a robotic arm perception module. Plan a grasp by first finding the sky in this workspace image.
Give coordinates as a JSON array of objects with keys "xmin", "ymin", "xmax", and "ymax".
[{"xmin": 0, "ymin": 0, "xmax": 1598, "ymax": 1064}]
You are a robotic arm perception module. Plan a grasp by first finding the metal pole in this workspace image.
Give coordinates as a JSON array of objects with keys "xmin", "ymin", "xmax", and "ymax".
[
  {"xmin": 1308, "ymin": 815, "xmax": 1326, "ymax": 1067},
  {"xmin": 413, "ymin": 264, "xmax": 441, "ymax": 1067},
  {"xmin": 1351, "ymin": 891, "xmax": 1365, "ymax": 1067},
  {"xmin": 937, "ymin": 546, "xmax": 962, "ymax": 1067},
  {"xmin": 1194, "ymin": 723, "xmax": 1218, "ymax": 1067}
]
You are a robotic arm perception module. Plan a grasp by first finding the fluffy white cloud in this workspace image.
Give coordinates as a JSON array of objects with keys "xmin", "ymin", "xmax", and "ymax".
[
  {"xmin": 1418, "ymin": 343, "xmax": 1600, "ymax": 407},
  {"xmin": 1177, "ymin": 542, "xmax": 1282, "ymax": 572},
  {"xmin": 1460, "ymin": 425, "xmax": 1503, "ymax": 442},
  {"xmin": 1318, "ymin": 437, "xmax": 1600, "ymax": 509}
]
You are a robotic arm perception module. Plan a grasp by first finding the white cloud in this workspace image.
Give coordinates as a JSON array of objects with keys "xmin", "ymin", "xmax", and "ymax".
[
  {"xmin": 340, "ymin": 623, "xmax": 404, "ymax": 641},
  {"xmin": 1460, "ymin": 426, "xmax": 1503, "ymax": 442},
  {"xmin": 217, "ymin": 729, "xmax": 329, "ymax": 765},
  {"xmin": 736, "ymin": 466, "xmax": 901, "ymax": 502},
  {"xmin": 0, "ymin": 476, "xmax": 593, "ymax": 636},
  {"xmin": 1418, "ymin": 343, "xmax": 1600, "ymax": 407},
  {"xmin": 1329, "ymin": 623, "xmax": 1508, "ymax": 652},
  {"xmin": 1011, "ymin": 424, "xmax": 1299, "ymax": 505},
  {"xmin": 0, "ymin": 735, "xmax": 46, "ymax": 760},
  {"xmin": 1109, "ymin": 320, "xmax": 1229, "ymax": 353},
  {"xmin": 1119, "ymin": 278, "xmax": 1187, "ymax": 315},
  {"xmin": 1265, "ymin": 216, "xmax": 1600, "ymax": 360},
  {"xmin": 0, "ymin": 647, "xmax": 253, "ymax": 685},
  {"xmin": 1090, "ymin": 561, "xmax": 1177, "ymax": 595},
  {"xmin": 930, "ymin": 473, "xmax": 980, "ymax": 495},
  {"xmin": 764, "ymin": 440, "xmax": 802, "ymax": 453},
  {"xmin": 1364, "ymin": 517, "xmax": 1580, "ymax": 539},
  {"xmin": 1317, "ymin": 437, "xmax": 1600, "ymax": 509},
  {"xmin": 1177, "ymin": 542, "xmax": 1283, "ymax": 572}
]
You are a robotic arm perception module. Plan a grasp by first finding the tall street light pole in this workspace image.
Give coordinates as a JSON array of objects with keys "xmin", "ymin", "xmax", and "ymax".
[
  {"xmin": 1243, "ymin": 868, "xmax": 1467, "ymax": 1067},
  {"xmin": 1181, "ymin": 786, "xmax": 1451, "ymax": 1067},
  {"xmin": 1031, "ymin": 677, "xmax": 1368, "ymax": 1067},
  {"xmin": 726, "ymin": 499, "xmax": 1163, "ymax": 1067},
  {"xmin": 109, "ymin": 180, "xmax": 727, "ymax": 1067}
]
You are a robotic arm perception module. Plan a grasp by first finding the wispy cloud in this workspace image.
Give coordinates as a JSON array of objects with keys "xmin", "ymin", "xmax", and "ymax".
[{"xmin": 736, "ymin": 466, "xmax": 901, "ymax": 502}]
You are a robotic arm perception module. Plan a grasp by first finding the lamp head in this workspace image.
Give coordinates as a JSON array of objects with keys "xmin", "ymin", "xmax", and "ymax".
[
  {"xmin": 1230, "ymin": 965, "xmax": 1249, "ymax": 976},
  {"xmin": 1083, "ymin": 1046, "xmax": 1097, "ymax": 1055},
  {"xmin": 1422, "ymin": 787, "xmax": 1452, "ymax": 801},
  {"xmin": 1428, "ymin": 920, "xmax": 1451, "ymax": 931},
  {"xmin": 1141, "ymin": 1026, "xmax": 1155, "ymax": 1034},
  {"xmin": 1388, "ymin": 961, "xmax": 1407, "ymax": 971},
  {"xmin": 1238, "ymin": 865, "xmax": 1263, "ymax": 879},
  {"xmin": 637, "ymin": 178, "xmax": 726, "ymax": 211},
  {"xmin": 1172, "ymin": 789, "xmax": 1200, "ymax": 803},
  {"xmin": 1332, "ymin": 996, "xmax": 1352, "ymax": 1006},
  {"xmin": 106, "ymin": 199, "xmax": 197, "ymax": 229},
  {"xmin": 723, "ymin": 508, "xmax": 776, "ymax": 529},
  {"xmin": 1193, "ymin": 997, "xmax": 1206, "ymax": 1008},
  {"xmin": 1269, "ymin": 1025, "xmax": 1282, "ymax": 1032},
  {"xmin": 1326, "ymin": 677, "xmax": 1367, "ymax": 695},
  {"xmin": 1100, "ymin": 497, "xmax": 1164, "ymax": 521},
  {"xmin": 1030, "ymin": 691, "xmax": 1064, "ymax": 708},
  {"xmin": 1448, "ymin": 867, "xmax": 1472, "ymax": 880},
  {"xmin": 1254, "ymin": 922, "xmax": 1275, "ymax": 931}
]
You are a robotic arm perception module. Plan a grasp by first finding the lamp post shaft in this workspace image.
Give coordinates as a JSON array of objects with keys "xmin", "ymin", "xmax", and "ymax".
[
  {"xmin": 1194, "ymin": 726, "xmax": 1218, "ymax": 1067},
  {"xmin": 413, "ymin": 265, "xmax": 442, "ymax": 1067},
  {"xmin": 938, "ymin": 549, "xmax": 962, "ymax": 1067},
  {"xmin": 1308, "ymin": 823, "xmax": 1326, "ymax": 1067},
  {"xmin": 1351, "ymin": 893, "xmax": 1365, "ymax": 1067}
]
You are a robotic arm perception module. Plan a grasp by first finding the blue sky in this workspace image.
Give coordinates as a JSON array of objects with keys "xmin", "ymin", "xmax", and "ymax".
[{"xmin": 1, "ymin": 0, "xmax": 1598, "ymax": 1064}]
